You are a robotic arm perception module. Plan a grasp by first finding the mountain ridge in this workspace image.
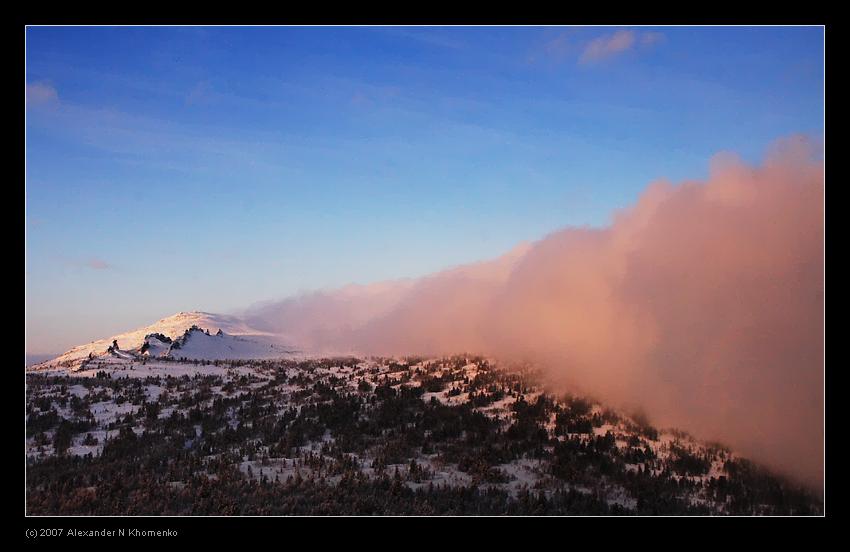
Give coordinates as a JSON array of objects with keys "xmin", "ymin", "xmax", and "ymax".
[{"xmin": 29, "ymin": 311, "xmax": 296, "ymax": 370}]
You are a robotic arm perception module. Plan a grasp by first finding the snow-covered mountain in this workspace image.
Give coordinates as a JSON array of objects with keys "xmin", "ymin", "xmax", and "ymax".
[{"xmin": 29, "ymin": 311, "xmax": 297, "ymax": 370}]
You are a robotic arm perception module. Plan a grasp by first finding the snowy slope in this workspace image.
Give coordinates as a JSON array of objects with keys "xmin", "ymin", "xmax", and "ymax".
[
  {"xmin": 140, "ymin": 334, "xmax": 172, "ymax": 358},
  {"xmin": 30, "ymin": 311, "xmax": 296, "ymax": 370},
  {"xmin": 166, "ymin": 327, "xmax": 295, "ymax": 361}
]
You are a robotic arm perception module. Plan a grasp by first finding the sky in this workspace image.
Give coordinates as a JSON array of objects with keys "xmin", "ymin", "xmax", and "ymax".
[{"xmin": 25, "ymin": 26, "xmax": 824, "ymax": 354}]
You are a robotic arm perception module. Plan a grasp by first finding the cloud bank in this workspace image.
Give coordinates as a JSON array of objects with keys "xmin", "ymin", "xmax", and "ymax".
[{"xmin": 247, "ymin": 136, "xmax": 824, "ymax": 489}]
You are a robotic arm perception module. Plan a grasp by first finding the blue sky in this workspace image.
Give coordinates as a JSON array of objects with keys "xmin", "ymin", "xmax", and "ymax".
[{"xmin": 25, "ymin": 26, "xmax": 824, "ymax": 353}]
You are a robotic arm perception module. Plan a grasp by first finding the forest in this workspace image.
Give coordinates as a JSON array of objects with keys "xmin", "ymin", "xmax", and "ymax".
[{"xmin": 26, "ymin": 354, "xmax": 823, "ymax": 515}]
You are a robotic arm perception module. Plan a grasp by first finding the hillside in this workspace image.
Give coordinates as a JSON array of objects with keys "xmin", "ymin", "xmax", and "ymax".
[{"xmin": 25, "ymin": 354, "xmax": 822, "ymax": 515}]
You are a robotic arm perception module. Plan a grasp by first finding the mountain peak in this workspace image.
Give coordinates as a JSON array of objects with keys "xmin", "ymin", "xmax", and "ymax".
[{"xmin": 29, "ymin": 310, "xmax": 291, "ymax": 370}]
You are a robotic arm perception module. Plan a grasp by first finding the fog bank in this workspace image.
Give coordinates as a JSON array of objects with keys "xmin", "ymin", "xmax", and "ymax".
[{"xmin": 247, "ymin": 136, "xmax": 824, "ymax": 489}]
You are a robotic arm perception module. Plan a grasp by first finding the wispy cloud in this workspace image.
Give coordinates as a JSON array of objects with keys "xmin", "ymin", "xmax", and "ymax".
[
  {"xmin": 579, "ymin": 30, "xmax": 664, "ymax": 65},
  {"xmin": 56, "ymin": 256, "xmax": 113, "ymax": 271},
  {"xmin": 541, "ymin": 30, "xmax": 579, "ymax": 63},
  {"xmin": 377, "ymin": 28, "xmax": 468, "ymax": 50},
  {"xmin": 25, "ymin": 75, "xmax": 520, "ymax": 182},
  {"xmin": 639, "ymin": 31, "xmax": 665, "ymax": 48},
  {"xmin": 86, "ymin": 257, "xmax": 111, "ymax": 270},
  {"xmin": 580, "ymin": 30, "xmax": 636, "ymax": 63},
  {"xmin": 26, "ymin": 81, "xmax": 58, "ymax": 106},
  {"xmin": 185, "ymin": 80, "xmax": 213, "ymax": 106}
]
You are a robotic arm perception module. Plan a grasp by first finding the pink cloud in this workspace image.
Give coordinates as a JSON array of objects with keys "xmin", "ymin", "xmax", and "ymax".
[
  {"xmin": 26, "ymin": 82, "xmax": 58, "ymax": 106},
  {"xmin": 579, "ymin": 29, "xmax": 664, "ymax": 64},
  {"xmin": 86, "ymin": 258, "xmax": 111, "ymax": 270},
  {"xmin": 249, "ymin": 135, "xmax": 824, "ymax": 490}
]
